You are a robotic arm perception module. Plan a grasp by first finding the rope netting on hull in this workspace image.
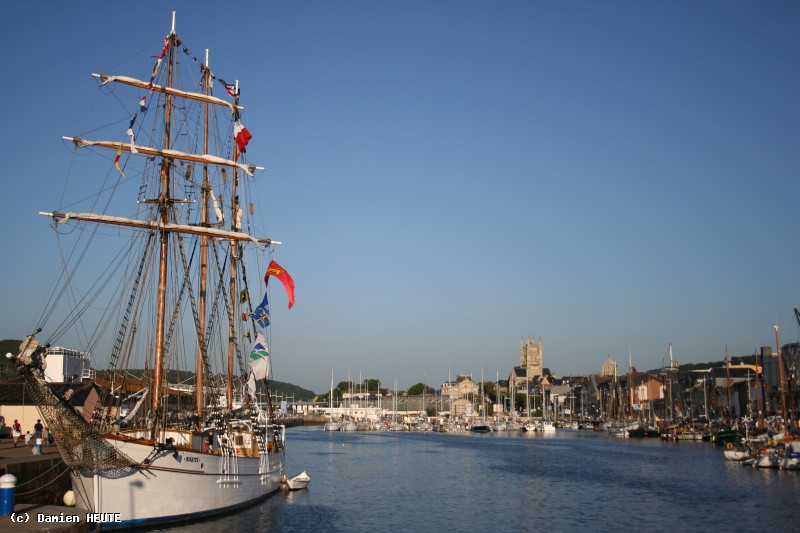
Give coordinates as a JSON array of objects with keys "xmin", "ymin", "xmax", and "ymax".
[{"xmin": 13, "ymin": 337, "xmax": 139, "ymax": 477}]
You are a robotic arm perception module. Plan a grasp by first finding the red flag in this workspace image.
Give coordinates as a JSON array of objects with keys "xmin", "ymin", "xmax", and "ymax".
[
  {"xmin": 265, "ymin": 260, "xmax": 295, "ymax": 309},
  {"xmin": 114, "ymin": 147, "xmax": 125, "ymax": 177},
  {"xmin": 234, "ymin": 121, "xmax": 252, "ymax": 153}
]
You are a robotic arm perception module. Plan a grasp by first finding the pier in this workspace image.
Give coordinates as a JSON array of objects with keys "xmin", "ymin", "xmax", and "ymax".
[{"xmin": 0, "ymin": 439, "xmax": 86, "ymax": 532}]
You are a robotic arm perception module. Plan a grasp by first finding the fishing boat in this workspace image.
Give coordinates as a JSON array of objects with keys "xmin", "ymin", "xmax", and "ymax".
[
  {"xmin": 8, "ymin": 12, "xmax": 292, "ymax": 529},
  {"xmin": 285, "ymin": 471, "xmax": 311, "ymax": 491}
]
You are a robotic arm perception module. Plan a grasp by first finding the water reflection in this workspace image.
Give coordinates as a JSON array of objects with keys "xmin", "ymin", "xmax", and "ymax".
[{"xmin": 148, "ymin": 426, "xmax": 800, "ymax": 533}]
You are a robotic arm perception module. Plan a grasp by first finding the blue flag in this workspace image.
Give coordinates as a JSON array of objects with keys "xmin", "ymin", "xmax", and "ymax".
[{"xmin": 249, "ymin": 292, "xmax": 270, "ymax": 328}]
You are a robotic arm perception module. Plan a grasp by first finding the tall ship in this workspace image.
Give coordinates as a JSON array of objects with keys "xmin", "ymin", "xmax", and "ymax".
[{"xmin": 9, "ymin": 12, "xmax": 293, "ymax": 528}]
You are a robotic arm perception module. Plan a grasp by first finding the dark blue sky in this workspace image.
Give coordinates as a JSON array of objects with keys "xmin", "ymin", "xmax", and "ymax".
[{"xmin": 1, "ymin": 1, "xmax": 799, "ymax": 393}]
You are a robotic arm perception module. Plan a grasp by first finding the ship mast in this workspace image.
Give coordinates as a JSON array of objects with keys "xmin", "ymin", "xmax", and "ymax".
[
  {"xmin": 49, "ymin": 11, "xmax": 276, "ymax": 422},
  {"xmin": 151, "ymin": 14, "xmax": 178, "ymax": 425},
  {"xmin": 227, "ymin": 81, "xmax": 241, "ymax": 409},
  {"xmin": 196, "ymin": 48, "xmax": 211, "ymax": 418}
]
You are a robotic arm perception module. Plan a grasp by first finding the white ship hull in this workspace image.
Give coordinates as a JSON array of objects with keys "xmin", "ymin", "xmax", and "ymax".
[{"xmin": 71, "ymin": 431, "xmax": 285, "ymax": 529}]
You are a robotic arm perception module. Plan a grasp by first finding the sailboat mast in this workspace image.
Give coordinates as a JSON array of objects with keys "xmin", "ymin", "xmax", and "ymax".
[
  {"xmin": 725, "ymin": 347, "xmax": 731, "ymax": 420},
  {"xmin": 227, "ymin": 217, "xmax": 237, "ymax": 407},
  {"xmin": 774, "ymin": 324, "xmax": 787, "ymax": 430},
  {"xmin": 152, "ymin": 23, "xmax": 177, "ymax": 418},
  {"xmin": 668, "ymin": 344, "xmax": 674, "ymax": 422},
  {"xmin": 628, "ymin": 350, "xmax": 633, "ymax": 421},
  {"xmin": 754, "ymin": 348, "xmax": 763, "ymax": 425},
  {"xmin": 196, "ymin": 48, "xmax": 211, "ymax": 418},
  {"xmin": 227, "ymin": 80, "xmax": 241, "ymax": 408}
]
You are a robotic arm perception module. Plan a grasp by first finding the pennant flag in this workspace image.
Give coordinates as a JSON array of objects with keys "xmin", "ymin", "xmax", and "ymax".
[
  {"xmin": 148, "ymin": 58, "xmax": 164, "ymax": 91},
  {"xmin": 126, "ymin": 113, "xmax": 137, "ymax": 134},
  {"xmin": 219, "ymin": 79, "xmax": 238, "ymax": 97},
  {"xmin": 151, "ymin": 57, "xmax": 163, "ymax": 79},
  {"xmin": 114, "ymin": 147, "xmax": 125, "ymax": 177},
  {"xmin": 265, "ymin": 260, "xmax": 295, "ymax": 309},
  {"xmin": 126, "ymin": 113, "xmax": 138, "ymax": 154},
  {"xmin": 247, "ymin": 372, "xmax": 257, "ymax": 401},
  {"xmin": 249, "ymin": 292, "xmax": 270, "ymax": 328},
  {"xmin": 248, "ymin": 333, "xmax": 271, "ymax": 381},
  {"xmin": 139, "ymin": 96, "xmax": 147, "ymax": 112},
  {"xmin": 234, "ymin": 120, "xmax": 252, "ymax": 153}
]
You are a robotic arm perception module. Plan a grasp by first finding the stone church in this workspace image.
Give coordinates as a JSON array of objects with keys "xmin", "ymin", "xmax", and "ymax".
[
  {"xmin": 508, "ymin": 336, "xmax": 544, "ymax": 397},
  {"xmin": 520, "ymin": 336, "xmax": 543, "ymax": 380}
]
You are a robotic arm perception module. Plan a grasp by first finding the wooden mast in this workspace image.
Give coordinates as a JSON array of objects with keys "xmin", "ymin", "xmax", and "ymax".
[
  {"xmin": 226, "ymin": 80, "xmax": 241, "ymax": 409},
  {"xmin": 754, "ymin": 348, "xmax": 763, "ymax": 427},
  {"xmin": 628, "ymin": 349, "xmax": 633, "ymax": 422},
  {"xmin": 196, "ymin": 48, "xmax": 211, "ymax": 418},
  {"xmin": 152, "ymin": 12, "xmax": 177, "ymax": 428}
]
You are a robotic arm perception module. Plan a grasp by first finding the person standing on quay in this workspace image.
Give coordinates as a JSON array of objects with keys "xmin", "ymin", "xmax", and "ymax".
[
  {"xmin": 34, "ymin": 419, "xmax": 43, "ymax": 453},
  {"xmin": 12, "ymin": 419, "xmax": 21, "ymax": 447}
]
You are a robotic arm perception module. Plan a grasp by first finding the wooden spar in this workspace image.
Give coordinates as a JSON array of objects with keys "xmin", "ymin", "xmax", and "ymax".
[
  {"xmin": 227, "ymin": 83, "xmax": 241, "ymax": 409},
  {"xmin": 196, "ymin": 48, "xmax": 210, "ymax": 419},
  {"xmin": 92, "ymin": 74, "xmax": 243, "ymax": 112},
  {"xmin": 39, "ymin": 212, "xmax": 279, "ymax": 245},
  {"xmin": 62, "ymin": 137, "xmax": 262, "ymax": 176},
  {"xmin": 151, "ymin": 30, "xmax": 176, "ymax": 422}
]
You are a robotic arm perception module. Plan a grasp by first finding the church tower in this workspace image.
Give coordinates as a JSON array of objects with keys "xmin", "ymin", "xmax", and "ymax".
[
  {"xmin": 520, "ymin": 336, "xmax": 543, "ymax": 380},
  {"xmin": 601, "ymin": 355, "xmax": 617, "ymax": 377}
]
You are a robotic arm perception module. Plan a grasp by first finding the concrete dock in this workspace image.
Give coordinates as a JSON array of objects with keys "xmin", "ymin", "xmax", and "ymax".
[
  {"xmin": 0, "ymin": 503, "xmax": 86, "ymax": 532},
  {"xmin": 0, "ymin": 439, "xmax": 87, "ymax": 532}
]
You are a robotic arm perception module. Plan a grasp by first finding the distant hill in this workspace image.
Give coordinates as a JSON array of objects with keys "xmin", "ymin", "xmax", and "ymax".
[
  {"xmin": 0, "ymin": 339, "xmax": 316, "ymax": 398},
  {"xmin": 638, "ymin": 355, "xmax": 758, "ymax": 375},
  {"xmin": 269, "ymin": 381, "xmax": 316, "ymax": 401}
]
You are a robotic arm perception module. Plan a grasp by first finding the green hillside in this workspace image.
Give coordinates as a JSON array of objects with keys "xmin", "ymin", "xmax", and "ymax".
[{"xmin": 268, "ymin": 380, "xmax": 316, "ymax": 400}]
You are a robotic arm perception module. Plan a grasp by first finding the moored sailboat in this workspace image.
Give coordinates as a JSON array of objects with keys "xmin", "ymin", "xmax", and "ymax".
[{"xmin": 8, "ymin": 12, "xmax": 292, "ymax": 529}]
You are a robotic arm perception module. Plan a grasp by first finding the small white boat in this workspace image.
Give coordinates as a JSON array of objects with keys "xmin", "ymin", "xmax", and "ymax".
[
  {"xmin": 723, "ymin": 448, "xmax": 750, "ymax": 462},
  {"xmin": 753, "ymin": 451, "xmax": 780, "ymax": 468},
  {"xmin": 781, "ymin": 441, "xmax": 800, "ymax": 469},
  {"xmin": 286, "ymin": 471, "xmax": 311, "ymax": 491},
  {"xmin": 539, "ymin": 420, "xmax": 556, "ymax": 433},
  {"xmin": 324, "ymin": 420, "xmax": 341, "ymax": 432},
  {"xmin": 340, "ymin": 420, "xmax": 358, "ymax": 432}
]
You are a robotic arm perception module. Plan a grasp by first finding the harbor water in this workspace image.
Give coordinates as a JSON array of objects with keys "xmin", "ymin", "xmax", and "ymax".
[{"xmin": 149, "ymin": 426, "xmax": 800, "ymax": 533}]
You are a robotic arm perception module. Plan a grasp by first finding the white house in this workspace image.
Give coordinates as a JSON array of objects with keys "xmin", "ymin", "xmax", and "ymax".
[{"xmin": 42, "ymin": 346, "xmax": 96, "ymax": 384}]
